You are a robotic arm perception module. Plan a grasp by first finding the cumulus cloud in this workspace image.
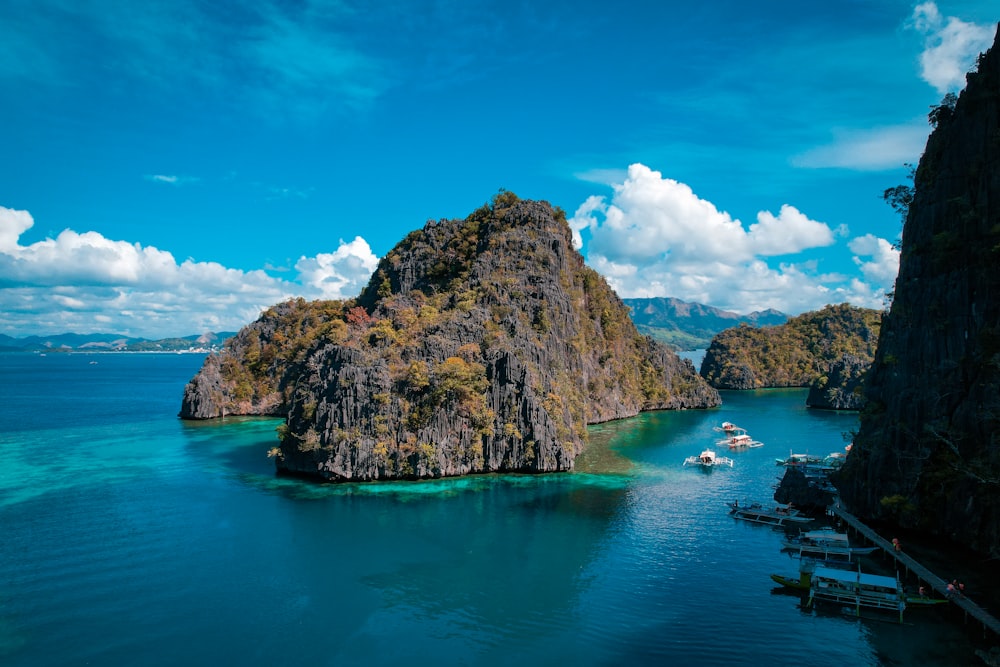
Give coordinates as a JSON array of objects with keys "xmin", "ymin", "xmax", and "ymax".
[
  {"xmin": 749, "ymin": 205, "xmax": 838, "ymax": 256},
  {"xmin": 294, "ymin": 237, "xmax": 380, "ymax": 299},
  {"xmin": 849, "ymin": 234, "xmax": 900, "ymax": 287},
  {"xmin": 570, "ymin": 163, "xmax": 896, "ymax": 314},
  {"xmin": 910, "ymin": 2, "xmax": 996, "ymax": 93},
  {"xmin": 0, "ymin": 206, "xmax": 378, "ymax": 337}
]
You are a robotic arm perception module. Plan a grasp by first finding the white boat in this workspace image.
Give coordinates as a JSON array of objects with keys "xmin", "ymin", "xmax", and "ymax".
[
  {"xmin": 714, "ymin": 421, "xmax": 743, "ymax": 433},
  {"xmin": 782, "ymin": 528, "xmax": 878, "ymax": 560},
  {"xmin": 728, "ymin": 500, "xmax": 811, "ymax": 526},
  {"xmin": 717, "ymin": 431, "xmax": 764, "ymax": 449},
  {"xmin": 683, "ymin": 449, "xmax": 733, "ymax": 468},
  {"xmin": 806, "ymin": 565, "xmax": 906, "ymax": 622},
  {"xmin": 776, "ymin": 451, "xmax": 824, "ymax": 467}
]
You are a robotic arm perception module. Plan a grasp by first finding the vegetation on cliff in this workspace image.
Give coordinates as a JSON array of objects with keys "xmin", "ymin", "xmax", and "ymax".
[
  {"xmin": 181, "ymin": 192, "xmax": 719, "ymax": 481},
  {"xmin": 836, "ymin": 29, "xmax": 1000, "ymax": 558},
  {"xmin": 699, "ymin": 303, "xmax": 881, "ymax": 392}
]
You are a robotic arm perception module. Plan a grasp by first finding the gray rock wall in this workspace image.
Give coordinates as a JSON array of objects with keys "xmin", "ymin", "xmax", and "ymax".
[{"xmin": 837, "ymin": 27, "xmax": 1000, "ymax": 558}]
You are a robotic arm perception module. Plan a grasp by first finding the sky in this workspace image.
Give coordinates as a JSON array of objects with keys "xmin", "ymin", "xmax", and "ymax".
[{"xmin": 0, "ymin": 1, "xmax": 996, "ymax": 339}]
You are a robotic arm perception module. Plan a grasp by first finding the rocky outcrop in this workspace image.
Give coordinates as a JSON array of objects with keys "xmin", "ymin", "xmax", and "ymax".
[
  {"xmin": 182, "ymin": 194, "xmax": 720, "ymax": 481},
  {"xmin": 806, "ymin": 354, "xmax": 868, "ymax": 410},
  {"xmin": 773, "ymin": 468, "xmax": 836, "ymax": 515},
  {"xmin": 699, "ymin": 303, "xmax": 880, "ymax": 394},
  {"xmin": 836, "ymin": 27, "xmax": 1000, "ymax": 558},
  {"xmin": 179, "ymin": 298, "xmax": 345, "ymax": 419}
]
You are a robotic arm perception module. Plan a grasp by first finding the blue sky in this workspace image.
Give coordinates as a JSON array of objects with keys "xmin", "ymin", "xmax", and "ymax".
[{"xmin": 0, "ymin": 1, "xmax": 996, "ymax": 338}]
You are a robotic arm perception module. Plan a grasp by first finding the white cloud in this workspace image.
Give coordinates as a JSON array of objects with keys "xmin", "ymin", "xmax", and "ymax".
[
  {"xmin": 792, "ymin": 121, "xmax": 930, "ymax": 170},
  {"xmin": 910, "ymin": 2, "xmax": 996, "ymax": 93},
  {"xmin": 572, "ymin": 163, "xmax": 895, "ymax": 315},
  {"xmin": 749, "ymin": 205, "xmax": 836, "ymax": 256},
  {"xmin": 578, "ymin": 164, "xmax": 752, "ymax": 267},
  {"xmin": 294, "ymin": 237, "xmax": 380, "ymax": 299},
  {"xmin": 849, "ymin": 234, "xmax": 900, "ymax": 287},
  {"xmin": 0, "ymin": 206, "xmax": 378, "ymax": 337},
  {"xmin": 568, "ymin": 195, "xmax": 606, "ymax": 250}
]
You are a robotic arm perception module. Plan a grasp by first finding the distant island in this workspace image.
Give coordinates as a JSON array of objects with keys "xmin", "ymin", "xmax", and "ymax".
[
  {"xmin": 623, "ymin": 297, "xmax": 787, "ymax": 350},
  {"xmin": 0, "ymin": 331, "xmax": 235, "ymax": 353},
  {"xmin": 2, "ymin": 297, "xmax": 782, "ymax": 355}
]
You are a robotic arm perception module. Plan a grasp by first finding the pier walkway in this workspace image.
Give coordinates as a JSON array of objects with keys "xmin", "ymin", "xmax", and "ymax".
[{"xmin": 829, "ymin": 504, "xmax": 1000, "ymax": 639}]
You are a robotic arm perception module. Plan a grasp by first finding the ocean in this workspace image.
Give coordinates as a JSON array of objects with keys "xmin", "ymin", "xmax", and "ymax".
[{"xmin": 0, "ymin": 352, "xmax": 990, "ymax": 666}]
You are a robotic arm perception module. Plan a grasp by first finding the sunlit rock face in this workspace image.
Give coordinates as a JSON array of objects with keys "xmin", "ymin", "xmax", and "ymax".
[
  {"xmin": 837, "ymin": 27, "xmax": 1000, "ymax": 558},
  {"xmin": 181, "ymin": 195, "xmax": 720, "ymax": 482}
]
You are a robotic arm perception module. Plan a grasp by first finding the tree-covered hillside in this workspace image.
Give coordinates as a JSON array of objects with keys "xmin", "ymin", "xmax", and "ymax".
[{"xmin": 700, "ymin": 303, "xmax": 881, "ymax": 390}]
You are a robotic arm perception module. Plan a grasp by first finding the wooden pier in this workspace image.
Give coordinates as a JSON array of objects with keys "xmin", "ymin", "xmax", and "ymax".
[{"xmin": 829, "ymin": 504, "xmax": 1000, "ymax": 639}]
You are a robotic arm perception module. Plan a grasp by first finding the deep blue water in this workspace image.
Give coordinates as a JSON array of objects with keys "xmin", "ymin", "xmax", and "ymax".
[{"xmin": 0, "ymin": 352, "xmax": 987, "ymax": 666}]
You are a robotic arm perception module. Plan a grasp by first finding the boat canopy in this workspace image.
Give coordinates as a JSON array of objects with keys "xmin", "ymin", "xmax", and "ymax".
[{"xmin": 811, "ymin": 566, "xmax": 897, "ymax": 589}]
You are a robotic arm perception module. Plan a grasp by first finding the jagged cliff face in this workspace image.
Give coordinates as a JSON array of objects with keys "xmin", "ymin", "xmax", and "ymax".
[
  {"xmin": 806, "ymin": 354, "xmax": 869, "ymax": 410},
  {"xmin": 179, "ymin": 298, "xmax": 346, "ymax": 419},
  {"xmin": 837, "ymin": 29, "xmax": 1000, "ymax": 557},
  {"xmin": 181, "ymin": 195, "xmax": 720, "ymax": 481}
]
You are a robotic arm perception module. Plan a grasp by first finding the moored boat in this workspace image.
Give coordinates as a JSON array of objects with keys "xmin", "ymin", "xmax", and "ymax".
[
  {"xmin": 718, "ymin": 432, "xmax": 764, "ymax": 449},
  {"xmin": 714, "ymin": 421, "xmax": 743, "ymax": 433},
  {"xmin": 806, "ymin": 565, "xmax": 907, "ymax": 622},
  {"xmin": 683, "ymin": 448, "xmax": 734, "ymax": 468},
  {"xmin": 776, "ymin": 451, "xmax": 824, "ymax": 467},
  {"xmin": 729, "ymin": 500, "xmax": 811, "ymax": 526},
  {"xmin": 782, "ymin": 528, "xmax": 878, "ymax": 560}
]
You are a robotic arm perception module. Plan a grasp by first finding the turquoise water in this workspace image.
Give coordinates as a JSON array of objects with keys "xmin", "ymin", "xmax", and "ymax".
[{"xmin": 0, "ymin": 353, "xmax": 986, "ymax": 666}]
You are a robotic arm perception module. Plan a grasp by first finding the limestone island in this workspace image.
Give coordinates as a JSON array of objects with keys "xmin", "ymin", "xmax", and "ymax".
[{"xmin": 180, "ymin": 193, "xmax": 720, "ymax": 481}]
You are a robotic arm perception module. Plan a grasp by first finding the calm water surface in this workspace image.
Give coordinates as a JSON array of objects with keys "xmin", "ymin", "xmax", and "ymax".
[{"xmin": 0, "ymin": 353, "xmax": 989, "ymax": 666}]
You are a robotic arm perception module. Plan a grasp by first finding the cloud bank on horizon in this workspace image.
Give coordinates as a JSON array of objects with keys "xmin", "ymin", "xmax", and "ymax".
[
  {"xmin": 0, "ymin": 206, "xmax": 378, "ymax": 338},
  {"xmin": 0, "ymin": 2, "xmax": 995, "ymax": 339}
]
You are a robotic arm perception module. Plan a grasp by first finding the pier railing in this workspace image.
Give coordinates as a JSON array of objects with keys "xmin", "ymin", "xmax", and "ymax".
[{"xmin": 829, "ymin": 504, "xmax": 1000, "ymax": 639}]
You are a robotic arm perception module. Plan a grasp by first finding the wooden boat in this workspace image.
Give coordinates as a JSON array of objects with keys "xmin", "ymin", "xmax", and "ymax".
[
  {"xmin": 718, "ymin": 431, "xmax": 764, "ymax": 449},
  {"xmin": 806, "ymin": 565, "xmax": 907, "ymax": 622},
  {"xmin": 714, "ymin": 421, "xmax": 743, "ymax": 433},
  {"xmin": 904, "ymin": 592, "xmax": 950, "ymax": 606},
  {"xmin": 771, "ymin": 558, "xmax": 853, "ymax": 594},
  {"xmin": 773, "ymin": 561, "xmax": 948, "ymax": 610},
  {"xmin": 729, "ymin": 501, "xmax": 811, "ymax": 526},
  {"xmin": 776, "ymin": 451, "xmax": 824, "ymax": 467},
  {"xmin": 683, "ymin": 448, "xmax": 733, "ymax": 468},
  {"xmin": 782, "ymin": 528, "xmax": 878, "ymax": 560}
]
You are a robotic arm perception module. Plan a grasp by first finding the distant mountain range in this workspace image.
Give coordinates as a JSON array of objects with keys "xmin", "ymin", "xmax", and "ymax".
[
  {"xmin": 623, "ymin": 297, "xmax": 788, "ymax": 350},
  {"xmin": 0, "ymin": 297, "xmax": 782, "ymax": 354},
  {"xmin": 0, "ymin": 331, "xmax": 236, "ymax": 353}
]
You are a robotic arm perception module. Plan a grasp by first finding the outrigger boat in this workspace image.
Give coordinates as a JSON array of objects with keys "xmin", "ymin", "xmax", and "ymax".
[
  {"xmin": 717, "ymin": 430, "xmax": 764, "ymax": 449},
  {"xmin": 683, "ymin": 448, "xmax": 734, "ymax": 468},
  {"xmin": 729, "ymin": 500, "xmax": 811, "ymax": 526},
  {"xmin": 776, "ymin": 451, "xmax": 824, "ymax": 467},
  {"xmin": 782, "ymin": 528, "xmax": 878, "ymax": 560},
  {"xmin": 806, "ymin": 565, "xmax": 907, "ymax": 623},
  {"xmin": 772, "ymin": 560, "xmax": 949, "ymax": 608},
  {"xmin": 714, "ymin": 421, "xmax": 743, "ymax": 433}
]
